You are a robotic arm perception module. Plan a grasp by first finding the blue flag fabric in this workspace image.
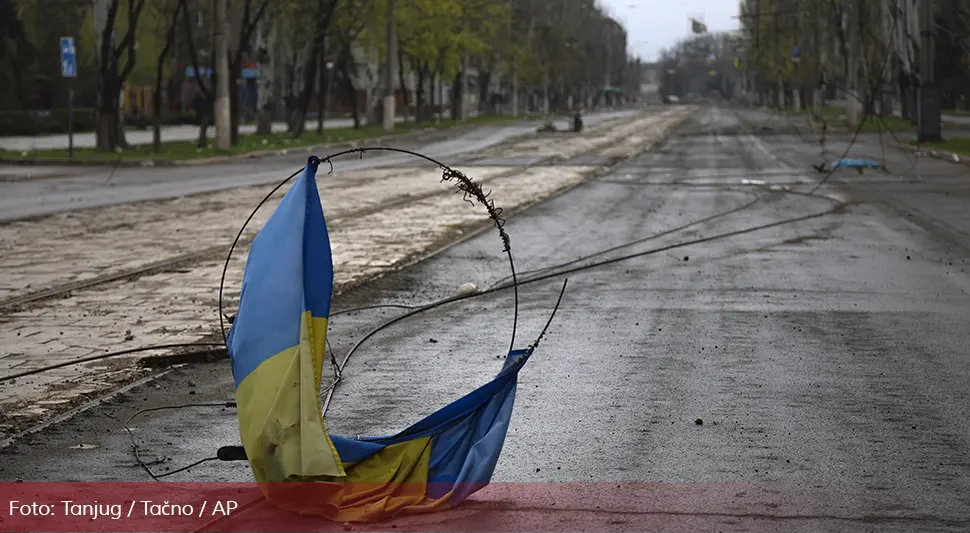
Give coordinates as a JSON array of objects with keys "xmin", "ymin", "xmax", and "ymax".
[{"xmin": 226, "ymin": 156, "xmax": 532, "ymax": 522}]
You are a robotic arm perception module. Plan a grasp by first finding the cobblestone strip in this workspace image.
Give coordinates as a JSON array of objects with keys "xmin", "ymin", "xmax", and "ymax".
[
  {"xmin": 0, "ymin": 167, "xmax": 510, "ymax": 302},
  {"xmin": 0, "ymin": 113, "xmax": 657, "ymax": 303},
  {"xmin": 0, "ymin": 108, "xmax": 695, "ymax": 439},
  {"xmin": 0, "ymin": 166, "xmax": 593, "ymax": 423},
  {"xmin": 476, "ymin": 108, "xmax": 692, "ymax": 160}
]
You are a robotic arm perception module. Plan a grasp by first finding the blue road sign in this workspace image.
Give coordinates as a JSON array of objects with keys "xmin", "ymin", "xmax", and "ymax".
[{"xmin": 61, "ymin": 37, "xmax": 77, "ymax": 78}]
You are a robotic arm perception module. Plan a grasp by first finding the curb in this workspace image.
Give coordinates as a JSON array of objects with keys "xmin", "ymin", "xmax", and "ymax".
[
  {"xmin": 799, "ymin": 117, "xmax": 970, "ymax": 169},
  {"xmin": 0, "ymin": 119, "xmax": 533, "ymax": 169},
  {"xmin": 898, "ymin": 143, "xmax": 970, "ymax": 168}
]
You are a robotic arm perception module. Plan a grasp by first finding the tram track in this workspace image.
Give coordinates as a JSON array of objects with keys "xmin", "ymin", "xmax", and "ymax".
[
  {"xmin": 0, "ymin": 110, "xmax": 686, "ymax": 313},
  {"xmin": 0, "ymin": 108, "xmax": 695, "ymax": 446}
]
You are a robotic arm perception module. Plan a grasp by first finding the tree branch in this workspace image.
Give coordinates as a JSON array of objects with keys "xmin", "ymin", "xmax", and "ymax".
[
  {"xmin": 233, "ymin": 0, "xmax": 269, "ymax": 69},
  {"xmin": 100, "ymin": 0, "xmax": 120, "ymax": 81},
  {"xmin": 160, "ymin": 0, "xmax": 186, "ymax": 63},
  {"xmin": 119, "ymin": 0, "xmax": 147, "ymax": 81},
  {"xmin": 183, "ymin": 1, "xmax": 211, "ymax": 99}
]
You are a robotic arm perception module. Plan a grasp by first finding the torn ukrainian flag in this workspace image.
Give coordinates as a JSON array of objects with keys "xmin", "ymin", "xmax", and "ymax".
[{"xmin": 226, "ymin": 156, "xmax": 532, "ymax": 522}]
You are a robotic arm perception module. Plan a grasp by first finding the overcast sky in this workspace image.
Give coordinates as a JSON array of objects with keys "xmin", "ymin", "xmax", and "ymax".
[{"xmin": 599, "ymin": 0, "xmax": 741, "ymax": 62}]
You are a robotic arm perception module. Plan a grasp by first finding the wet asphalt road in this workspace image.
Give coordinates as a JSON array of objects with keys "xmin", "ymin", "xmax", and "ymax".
[
  {"xmin": 0, "ymin": 111, "xmax": 636, "ymax": 222},
  {"xmin": 3, "ymin": 105, "xmax": 970, "ymax": 531}
]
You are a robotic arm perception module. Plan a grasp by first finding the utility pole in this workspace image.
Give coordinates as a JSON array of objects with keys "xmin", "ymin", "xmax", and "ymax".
[
  {"xmin": 918, "ymin": 0, "xmax": 941, "ymax": 141},
  {"xmin": 214, "ymin": 0, "xmax": 230, "ymax": 150},
  {"xmin": 846, "ymin": 0, "xmax": 860, "ymax": 128},
  {"xmin": 383, "ymin": 0, "xmax": 395, "ymax": 132}
]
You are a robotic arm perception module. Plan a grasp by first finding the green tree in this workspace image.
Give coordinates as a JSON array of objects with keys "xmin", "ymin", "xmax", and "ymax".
[
  {"xmin": 152, "ymin": 0, "xmax": 185, "ymax": 152},
  {"xmin": 287, "ymin": 0, "xmax": 341, "ymax": 137},
  {"xmin": 0, "ymin": 0, "xmax": 34, "ymax": 109},
  {"xmin": 91, "ymin": 0, "xmax": 150, "ymax": 151}
]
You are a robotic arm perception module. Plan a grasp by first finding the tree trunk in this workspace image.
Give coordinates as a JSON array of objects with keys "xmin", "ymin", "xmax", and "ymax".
[
  {"xmin": 289, "ymin": 41, "xmax": 323, "ymax": 137},
  {"xmin": 397, "ymin": 48, "xmax": 409, "ymax": 123},
  {"xmin": 511, "ymin": 66, "xmax": 518, "ymax": 117},
  {"xmin": 255, "ymin": 18, "xmax": 273, "ymax": 134},
  {"xmin": 229, "ymin": 61, "xmax": 241, "ymax": 144},
  {"xmin": 336, "ymin": 44, "xmax": 360, "ymax": 129},
  {"xmin": 350, "ymin": 89, "xmax": 361, "ymax": 128},
  {"xmin": 543, "ymin": 71, "xmax": 550, "ymax": 123},
  {"xmin": 97, "ymin": 89, "xmax": 121, "ymax": 152},
  {"xmin": 460, "ymin": 55, "xmax": 469, "ymax": 120},
  {"xmin": 290, "ymin": 41, "xmax": 320, "ymax": 136},
  {"xmin": 900, "ymin": 69, "xmax": 917, "ymax": 121},
  {"xmin": 478, "ymin": 68, "xmax": 492, "ymax": 115},
  {"xmin": 316, "ymin": 56, "xmax": 326, "ymax": 135},
  {"xmin": 256, "ymin": 105, "xmax": 273, "ymax": 133},
  {"xmin": 96, "ymin": 0, "xmax": 120, "ymax": 151},
  {"xmin": 415, "ymin": 63, "xmax": 427, "ymax": 122},
  {"xmin": 153, "ymin": 0, "xmax": 184, "ymax": 153},
  {"xmin": 195, "ymin": 76, "xmax": 213, "ymax": 149},
  {"xmin": 451, "ymin": 72, "xmax": 461, "ymax": 121},
  {"xmin": 152, "ymin": 73, "xmax": 164, "ymax": 153},
  {"xmin": 97, "ymin": 70, "xmax": 127, "ymax": 151},
  {"xmin": 430, "ymin": 71, "xmax": 437, "ymax": 122},
  {"xmin": 195, "ymin": 113, "xmax": 210, "ymax": 150},
  {"xmin": 289, "ymin": 0, "xmax": 339, "ymax": 137}
]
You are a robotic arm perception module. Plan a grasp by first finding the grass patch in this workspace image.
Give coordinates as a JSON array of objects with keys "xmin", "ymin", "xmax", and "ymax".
[
  {"xmin": 795, "ymin": 105, "xmax": 845, "ymax": 118},
  {"xmin": 923, "ymin": 137, "xmax": 970, "ymax": 157},
  {"xmin": 1, "ymin": 114, "xmax": 537, "ymax": 163},
  {"xmin": 819, "ymin": 114, "xmax": 918, "ymax": 133}
]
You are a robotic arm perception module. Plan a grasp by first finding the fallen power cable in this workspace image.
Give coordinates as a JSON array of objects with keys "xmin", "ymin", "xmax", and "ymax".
[
  {"xmin": 5, "ymin": 123, "xmax": 852, "ymax": 481},
  {"xmin": 125, "ymin": 177, "xmax": 848, "ymax": 478},
  {"xmin": 0, "ymin": 343, "xmax": 225, "ymax": 384}
]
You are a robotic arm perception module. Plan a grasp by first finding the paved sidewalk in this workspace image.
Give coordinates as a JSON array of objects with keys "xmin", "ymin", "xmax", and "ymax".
[
  {"xmin": 0, "ymin": 118, "xmax": 360, "ymax": 152},
  {"xmin": 0, "ymin": 113, "xmax": 481, "ymax": 152},
  {"xmin": 0, "ymin": 107, "xmax": 694, "ymax": 439},
  {"xmin": 0, "ymin": 109, "xmax": 516, "ymax": 152},
  {"xmin": 0, "ymin": 110, "xmax": 641, "ymax": 222}
]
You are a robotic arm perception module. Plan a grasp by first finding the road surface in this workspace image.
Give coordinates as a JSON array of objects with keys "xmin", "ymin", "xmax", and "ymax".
[
  {"xmin": 2, "ymin": 105, "xmax": 968, "ymax": 531},
  {"xmin": 0, "ymin": 110, "xmax": 637, "ymax": 222}
]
